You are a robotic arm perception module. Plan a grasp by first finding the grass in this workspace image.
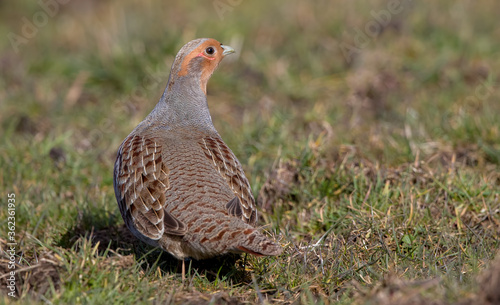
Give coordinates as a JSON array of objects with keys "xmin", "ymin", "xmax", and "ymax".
[{"xmin": 1, "ymin": 0, "xmax": 499, "ymax": 304}]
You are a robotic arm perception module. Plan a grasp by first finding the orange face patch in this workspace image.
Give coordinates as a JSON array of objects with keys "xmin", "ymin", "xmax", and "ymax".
[
  {"xmin": 177, "ymin": 39, "xmax": 226, "ymax": 94},
  {"xmin": 195, "ymin": 52, "xmax": 216, "ymax": 61}
]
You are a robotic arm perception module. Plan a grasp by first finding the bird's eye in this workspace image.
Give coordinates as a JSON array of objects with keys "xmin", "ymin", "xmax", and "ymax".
[{"xmin": 205, "ymin": 47, "xmax": 215, "ymax": 55}]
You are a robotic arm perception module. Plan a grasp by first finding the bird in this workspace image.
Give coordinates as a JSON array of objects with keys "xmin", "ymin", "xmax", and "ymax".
[{"xmin": 113, "ymin": 38, "xmax": 282, "ymax": 279}]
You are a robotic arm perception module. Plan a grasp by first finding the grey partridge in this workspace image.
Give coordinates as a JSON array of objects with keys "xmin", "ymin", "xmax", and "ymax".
[{"xmin": 113, "ymin": 38, "xmax": 282, "ymax": 272}]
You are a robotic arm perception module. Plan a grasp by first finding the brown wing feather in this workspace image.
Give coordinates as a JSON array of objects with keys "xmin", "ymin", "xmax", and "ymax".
[
  {"xmin": 114, "ymin": 135, "xmax": 186, "ymax": 240},
  {"xmin": 199, "ymin": 136, "xmax": 257, "ymax": 225}
]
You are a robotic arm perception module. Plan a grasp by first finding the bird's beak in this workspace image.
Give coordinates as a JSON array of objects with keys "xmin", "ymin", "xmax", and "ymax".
[{"xmin": 221, "ymin": 45, "xmax": 235, "ymax": 56}]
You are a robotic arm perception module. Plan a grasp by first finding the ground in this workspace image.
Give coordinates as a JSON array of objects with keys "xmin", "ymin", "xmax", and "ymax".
[{"xmin": 0, "ymin": 0, "xmax": 499, "ymax": 304}]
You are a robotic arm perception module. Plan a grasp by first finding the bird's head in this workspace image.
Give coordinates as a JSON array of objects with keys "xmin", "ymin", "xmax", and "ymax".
[{"xmin": 167, "ymin": 38, "xmax": 235, "ymax": 95}]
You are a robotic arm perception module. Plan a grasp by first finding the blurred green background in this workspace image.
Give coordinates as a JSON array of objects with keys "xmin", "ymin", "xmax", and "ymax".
[{"xmin": 1, "ymin": 0, "xmax": 499, "ymax": 304}]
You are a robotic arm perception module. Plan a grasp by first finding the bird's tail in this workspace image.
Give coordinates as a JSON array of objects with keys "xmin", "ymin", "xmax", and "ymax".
[{"xmin": 234, "ymin": 228, "xmax": 282, "ymax": 256}]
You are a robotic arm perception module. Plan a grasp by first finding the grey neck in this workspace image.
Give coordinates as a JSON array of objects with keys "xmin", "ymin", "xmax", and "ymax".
[{"xmin": 144, "ymin": 75, "xmax": 216, "ymax": 134}]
